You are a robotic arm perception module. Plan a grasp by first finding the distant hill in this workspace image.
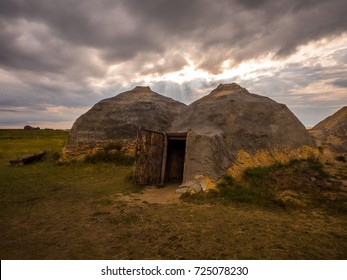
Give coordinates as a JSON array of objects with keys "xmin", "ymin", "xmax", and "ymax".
[{"xmin": 24, "ymin": 125, "xmax": 40, "ymax": 130}]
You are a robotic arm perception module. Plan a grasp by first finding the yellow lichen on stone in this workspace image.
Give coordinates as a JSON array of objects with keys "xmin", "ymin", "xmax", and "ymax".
[
  {"xmin": 227, "ymin": 145, "xmax": 318, "ymax": 179},
  {"xmin": 191, "ymin": 174, "xmax": 217, "ymax": 192},
  {"xmin": 203, "ymin": 176, "xmax": 217, "ymax": 191}
]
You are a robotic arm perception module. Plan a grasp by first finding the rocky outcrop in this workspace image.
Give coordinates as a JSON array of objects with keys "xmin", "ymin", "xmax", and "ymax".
[
  {"xmin": 310, "ymin": 106, "xmax": 347, "ymax": 152},
  {"xmin": 63, "ymin": 86, "xmax": 187, "ymax": 160}
]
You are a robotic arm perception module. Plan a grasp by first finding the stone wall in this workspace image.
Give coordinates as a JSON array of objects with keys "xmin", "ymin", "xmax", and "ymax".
[{"xmin": 60, "ymin": 138, "xmax": 137, "ymax": 162}]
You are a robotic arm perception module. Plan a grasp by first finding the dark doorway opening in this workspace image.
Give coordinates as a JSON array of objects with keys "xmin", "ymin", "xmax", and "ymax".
[{"xmin": 165, "ymin": 138, "xmax": 186, "ymax": 184}]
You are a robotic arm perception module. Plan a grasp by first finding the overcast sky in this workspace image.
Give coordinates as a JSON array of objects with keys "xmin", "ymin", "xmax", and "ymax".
[{"xmin": 0, "ymin": 0, "xmax": 346, "ymax": 129}]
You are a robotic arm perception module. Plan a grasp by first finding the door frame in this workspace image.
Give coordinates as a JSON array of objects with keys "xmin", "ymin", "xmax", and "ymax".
[{"xmin": 133, "ymin": 128, "xmax": 187, "ymax": 185}]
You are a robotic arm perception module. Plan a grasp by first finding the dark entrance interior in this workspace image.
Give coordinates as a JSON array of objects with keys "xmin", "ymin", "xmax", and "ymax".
[{"xmin": 164, "ymin": 138, "xmax": 186, "ymax": 183}]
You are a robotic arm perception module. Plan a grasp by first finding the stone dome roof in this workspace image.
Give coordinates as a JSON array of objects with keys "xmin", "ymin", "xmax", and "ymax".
[
  {"xmin": 170, "ymin": 83, "xmax": 314, "ymax": 153},
  {"xmin": 68, "ymin": 86, "xmax": 187, "ymax": 145}
]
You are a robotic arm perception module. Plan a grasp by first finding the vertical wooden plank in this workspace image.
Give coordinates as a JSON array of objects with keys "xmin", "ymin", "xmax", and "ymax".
[
  {"xmin": 160, "ymin": 133, "xmax": 168, "ymax": 185},
  {"xmin": 133, "ymin": 128, "xmax": 165, "ymax": 185}
]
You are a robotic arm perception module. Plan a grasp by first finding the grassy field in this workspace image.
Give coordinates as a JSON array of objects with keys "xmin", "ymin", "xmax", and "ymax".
[{"xmin": 0, "ymin": 129, "xmax": 346, "ymax": 259}]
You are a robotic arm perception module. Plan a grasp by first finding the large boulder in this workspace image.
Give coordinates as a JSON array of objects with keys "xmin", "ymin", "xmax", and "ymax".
[
  {"xmin": 310, "ymin": 106, "xmax": 347, "ymax": 153},
  {"xmin": 169, "ymin": 83, "xmax": 315, "ymax": 181},
  {"xmin": 64, "ymin": 86, "xmax": 187, "ymax": 160}
]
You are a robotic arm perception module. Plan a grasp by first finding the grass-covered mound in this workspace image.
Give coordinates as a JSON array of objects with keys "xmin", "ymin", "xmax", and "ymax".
[{"xmin": 182, "ymin": 158, "xmax": 346, "ymax": 214}]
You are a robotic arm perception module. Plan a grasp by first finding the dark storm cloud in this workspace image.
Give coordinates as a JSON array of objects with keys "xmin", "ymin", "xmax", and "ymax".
[
  {"xmin": 234, "ymin": 0, "xmax": 269, "ymax": 9},
  {"xmin": 0, "ymin": 73, "xmax": 102, "ymax": 109},
  {"xmin": 0, "ymin": 0, "xmax": 346, "ymax": 127},
  {"xmin": 331, "ymin": 79, "xmax": 347, "ymax": 88},
  {"xmin": 1, "ymin": 0, "xmax": 346, "ymax": 71},
  {"xmin": 0, "ymin": 19, "xmax": 71, "ymax": 73},
  {"xmin": 119, "ymin": 0, "xmax": 347, "ymax": 68},
  {"xmin": 0, "ymin": 0, "xmax": 164, "ymax": 65}
]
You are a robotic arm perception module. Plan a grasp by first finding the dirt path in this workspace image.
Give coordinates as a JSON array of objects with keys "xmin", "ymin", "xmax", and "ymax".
[{"xmin": 117, "ymin": 184, "xmax": 181, "ymax": 205}]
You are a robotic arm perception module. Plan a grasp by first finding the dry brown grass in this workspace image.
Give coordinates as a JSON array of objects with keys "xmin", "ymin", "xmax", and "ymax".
[{"xmin": 1, "ymin": 188, "xmax": 346, "ymax": 259}]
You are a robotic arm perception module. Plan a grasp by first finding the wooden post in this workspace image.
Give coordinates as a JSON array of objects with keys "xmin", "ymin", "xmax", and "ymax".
[{"xmin": 160, "ymin": 132, "xmax": 168, "ymax": 186}]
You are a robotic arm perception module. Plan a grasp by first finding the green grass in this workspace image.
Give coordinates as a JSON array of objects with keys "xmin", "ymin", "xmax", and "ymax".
[
  {"xmin": 182, "ymin": 158, "xmax": 346, "ymax": 214},
  {"xmin": 0, "ymin": 129, "xmax": 142, "ymax": 259},
  {"xmin": 182, "ymin": 174, "xmax": 285, "ymax": 209},
  {"xmin": 0, "ymin": 129, "xmax": 68, "ymax": 162},
  {"xmin": 84, "ymin": 143, "xmax": 135, "ymax": 165},
  {"xmin": 0, "ymin": 130, "xmax": 140, "ymax": 216},
  {"xmin": 0, "ymin": 129, "xmax": 346, "ymax": 260}
]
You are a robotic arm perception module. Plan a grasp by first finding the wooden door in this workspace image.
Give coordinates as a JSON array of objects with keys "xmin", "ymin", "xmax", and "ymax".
[{"xmin": 133, "ymin": 129, "xmax": 166, "ymax": 185}]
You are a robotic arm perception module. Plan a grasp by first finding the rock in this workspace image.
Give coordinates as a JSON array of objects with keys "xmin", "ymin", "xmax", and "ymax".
[
  {"xmin": 177, "ymin": 178, "xmax": 213, "ymax": 193},
  {"xmin": 310, "ymin": 106, "xmax": 347, "ymax": 152},
  {"xmin": 178, "ymin": 181, "xmax": 195, "ymax": 188},
  {"xmin": 311, "ymin": 177, "xmax": 317, "ymax": 182},
  {"xmin": 176, "ymin": 187, "xmax": 189, "ymax": 194},
  {"xmin": 200, "ymin": 181, "xmax": 209, "ymax": 191},
  {"xmin": 188, "ymin": 183, "xmax": 202, "ymax": 193}
]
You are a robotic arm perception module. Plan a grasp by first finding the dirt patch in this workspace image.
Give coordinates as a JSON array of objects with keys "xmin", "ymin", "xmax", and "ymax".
[{"xmin": 116, "ymin": 184, "xmax": 181, "ymax": 205}]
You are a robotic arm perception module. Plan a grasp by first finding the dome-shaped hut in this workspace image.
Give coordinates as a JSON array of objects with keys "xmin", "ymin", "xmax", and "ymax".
[
  {"xmin": 63, "ymin": 86, "xmax": 187, "ymax": 160},
  {"xmin": 134, "ymin": 83, "xmax": 315, "ymax": 189}
]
